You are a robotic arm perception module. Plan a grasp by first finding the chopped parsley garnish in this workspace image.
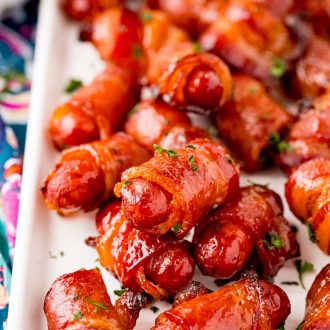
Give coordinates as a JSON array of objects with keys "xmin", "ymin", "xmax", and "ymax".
[
  {"xmin": 73, "ymin": 310, "xmax": 83, "ymax": 321},
  {"xmin": 172, "ymin": 223, "xmax": 181, "ymax": 232},
  {"xmin": 132, "ymin": 44, "xmax": 142, "ymax": 59},
  {"xmin": 270, "ymin": 58, "xmax": 287, "ymax": 79},
  {"xmin": 268, "ymin": 132, "xmax": 294, "ymax": 153},
  {"xmin": 153, "ymin": 144, "xmax": 179, "ymax": 158},
  {"xmin": 65, "ymin": 79, "xmax": 83, "ymax": 93},
  {"xmin": 247, "ymin": 180, "xmax": 270, "ymax": 189},
  {"xmin": 307, "ymin": 223, "xmax": 317, "ymax": 243},
  {"xmin": 83, "ymin": 295, "xmax": 109, "ymax": 310},
  {"xmin": 249, "ymin": 86, "xmax": 258, "ymax": 94},
  {"xmin": 95, "ymin": 266, "xmax": 100, "ymax": 272},
  {"xmin": 60, "ymin": 251, "xmax": 64, "ymax": 257},
  {"xmin": 128, "ymin": 104, "xmax": 138, "ymax": 116},
  {"xmin": 188, "ymin": 155, "xmax": 198, "ymax": 171},
  {"xmin": 114, "ymin": 289, "xmax": 126, "ymax": 297},
  {"xmin": 193, "ymin": 43, "xmax": 203, "ymax": 53},
  {"xmin": 281, "ymin": 281, "xmax": 299, "ymax": 286},
  {"xmin": 139, "ymin": 11, "xmax": 153, "ymax": 22},
  {"xmin": 295, "ymin": 260, "xmax": 314, "ymax": 289},
  {"xmin": 278, "ymin": 325, "xmax": 285, "ymax": 330},
  {"xmin": 226, "ymin": 157, "xmax": 233, "ymax": 164},
  {"xmin": 150, "ymin": 306, "xmax": 159, "ymax": 313},
  {"xmin": 124, "ymin": 180, "xmax": 131, "ymax": 187},
  {"xmin": 73, "ymin": 295, "xmax": 81, "ymax": 301},
  {"xmin": 208, "ymin": 126, "xmax": 218, "ymax": 137},
  {"xmin": 264, "ymin": 232, "xmax": 283, "ymax": 250},
  {"xmin": 186, "ymin": 144, "xmax": 196, "ymax": 150}
]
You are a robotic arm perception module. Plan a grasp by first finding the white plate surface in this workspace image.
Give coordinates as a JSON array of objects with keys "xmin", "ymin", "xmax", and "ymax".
[{"xmin": 7, "ymin": 1, "xmax": 330, "ymax": 329}]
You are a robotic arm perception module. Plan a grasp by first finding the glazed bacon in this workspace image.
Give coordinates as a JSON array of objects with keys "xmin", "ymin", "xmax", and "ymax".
[
  {"xmin": 193, "ymin": 185, "xmax": 299, "ymax": 279},
  {"xmin": 199, "ymin": 0, "xmax": 296, "ymax": 82},
  {"xmin": 215, "ymin": 75, "xmax": 291, "ymax": 172},
  {"xmin": 94, "ymin": 201, "xmax": 195, "ymax": 298},
  {"xmin": 44, "ymin": 268, "xmax": 124, "ymax": 330},
  {"xmin": 300, "ymin": 264, "xmax": 330, "ymax": 330},
  {"xmin": 285, "ymin": 158, "xmax": 330, "ymax": 254},
  {"xmin": 114, "ymin": 138, "xmax": 240, "ymax": 238},
  {"xmin": 152, "ymin": 274, "xmax": 291, "ymax": 330},
  {"xmin": 277, "ymin": 92, "xmax": 330, "ymax": 173},
  {"xmin": 42, "ymin": 133, "xmax": 150, "ymax": 215},
  {"xmin": 124, "ymin": 99, "xmax": 209, "ymax": 152},
  {"xmin": 49, "ymin": 64, "xmax": 137, "ymax": 149}
]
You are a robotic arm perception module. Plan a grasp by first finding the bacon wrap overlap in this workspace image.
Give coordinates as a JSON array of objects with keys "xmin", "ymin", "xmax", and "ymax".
[
  {"xmin": 42, "ymin": 133, "xmax": 150, "ymax": 215},
  {"xmin": 114, "ymin": 138, "xmax": 240, "ymax": 238},
  {"xmin": 300, "ymin": 264, "xmax": 330, "ymax": 330},
  {"xmin": 285, "ymin": 158, "xmax": 330, "ymax": 254},
  {"xmin": 295, "ymin": 38, "xmax": 330, "ymax": 98},
  {"xmin": 159, "ymin": 52, "xmax": 233, "ymax": 113},
  {"xmin": 49, "ymin": 64, "xmax": 137, "ymax": 149},
  {"xmin": 44, "ymin": 269, "xmax": 124, "ymax": 330},
  {"xmin": 199, "ymin": 0, "xmax": 295, "ymax": 82},
  {"xmin": 124, "ymin": 100, "xmax": 209, "ymax": 151},
  {"xmin": 95, "ymin": 201, "xmax": 195, "ymax": 299},
  {"xmin": 215, "ymin": 75, "xmax": 291, "ymax": 171},
  {"xmin": 277, "ymin": 92, "xmax": 330, "ymax": 173},
  {"xmin": 193, "ymin": 185, "xmax": 299, "ymax": 279},
  {"xmin": 152, "ymin": 274, "xmax": 291, "ymax": 330}
]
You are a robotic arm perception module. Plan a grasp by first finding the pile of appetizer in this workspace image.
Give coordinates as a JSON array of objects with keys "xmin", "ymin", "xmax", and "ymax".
[{"xmin": 42, "ymin": 0, "xmax": 330, "ymax": 329}]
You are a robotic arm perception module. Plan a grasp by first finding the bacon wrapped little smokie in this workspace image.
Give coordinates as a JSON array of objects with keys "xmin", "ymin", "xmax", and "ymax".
[
  {"xmin": 277, "ymin": 92, "xmax": 330, "ymax": 173},
  {"xmin": 215, "ymin": 75, "xmax": 291, "ymax": 172},
  {"xmin": 286, "ymin": 158, "xmax": 330, "ymax": 255},
  {"xmin": 94, "ymin": 201, "xmax": 195, "ymax": 299},
  {"xmin": 124, "ymin": 99, "xmax": 209, "ymax": 152},
  {"xmin": 199, "ymin": 0, "xmax": 296, "ymax": 83},
  {"xmin": 42, "ymin": 133, "xmax": 150, "ymax": 215},
  {"xmin": 193, "ymin": 185, "xmax": 299, "ymax": 279},
  {"xmin": 152, "ymin": 274, "xmax": 291, "ymax": 330},
  {"xmin": 50, "ymin": 64, "xmax": 137, "ymax": 150},
  {"xmin": 300, "ymin": 264, "xmax": 330, "ymax": 330},
  {"xmin": 115, "ymin": 138, "xmax": 240, "ymax": 238},
  {"xmin": 295, "ymin": 38, "xmax": 330, "ymax": 98},
  {"xmin": 44, "ymin": 268, "xmax": 149, "ymax": 330}
]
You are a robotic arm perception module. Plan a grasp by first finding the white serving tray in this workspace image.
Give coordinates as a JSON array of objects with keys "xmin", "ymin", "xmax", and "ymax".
[{"xmin": 7, "ymin": 1, "xmax": 330, "ymax": 329}]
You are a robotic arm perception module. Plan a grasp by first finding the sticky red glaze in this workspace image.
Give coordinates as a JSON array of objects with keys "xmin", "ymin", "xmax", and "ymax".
[
  {"xmin": 152, "ymin": 275, "xmax": 290, "ymax": 330},
  {"xmin": 199, "ymin": 0, "xmax": 295, "ymax": 82},
  {"xmin": 301, "ymin": 264, "xmax": 330, "ymax": 330},
  {"xmin": 121, "ymin": 178, "xmax": 173, "ymax": 229},
  {"xmin": 145, "ymin": 247, "xmax": 195, "ymax": 294},
  {"xmin": 216, "ymin": 75, "xmax": 291, "ymax": 172},
  {"xmin": 295, "ymin": 38, "xmax": 330, "ymax": 97},
  {"xmin": 49, "ymin": 64, "xmax": 137, "ymax": 149},
  {"xmin": 90, "ymin": 8, "xmax": 146, "ymax": 77},
  {"xmin": 61, "ymin": 0, "xmax": 119, "ymax": 21},
  {"xmin": 114, "ymin": 138, "xmax": 240, "ymax": 238},
  {"xmin": 184, "ymin": 65, "xmax": 224, "ymax": 110},
  {"xmin": 95, "ymin": 201, "xmax": 194, "ymax": 298},
  {"xmin": 277, "ymin": 95, "xmax": 330, "ymax": 173},
  {"xmin": 285, "ymin": 158, "xmax": 330, "ymax": 254},
  {"xmin": 160, "ymin": 52, "xmax": 232, "ymax": 113},
  {"xmin": 193, "ymin": 185, "xmax": 299, "ymax": 279},
  {"xmin": 44, "ymin": 269, "xmax": 123, "ymax": 330},
  {"xmin": 42, "ymin": 133, "xmax": 150, "ymax": 215}
]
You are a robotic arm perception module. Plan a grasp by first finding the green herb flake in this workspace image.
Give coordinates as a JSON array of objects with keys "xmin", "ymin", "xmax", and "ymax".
[
  {"xmin": 114, "ymin": 289, "xmax": 126, "ymax": 297},
  {"xmin": 153, "ymin": 145, "xmax": 178, "ymax": 158},
  {"xmin": 270, "ymin": 58, "xmax": 287, "ymax": 79},
  {"xmin": 188, "ymin": 155, "xmax": 198, "ymax": 171},
  {"xmin": 139, "ymin": 11, "xmax": 153, "ymax": 22},
  {"xmin": 124, "ymin": 180, "xmax": 131, "ymax": 188},
  {"xmin": 307, "ymin": 223, "xmax": 317, "ymax": 243},
  {"xmin": 208, "ymin": 126, "xmax": 218, "ymax": 137},
  {"xmin": 281, "ymin": 281, "xmax": 299, "ymax": 286},
  {"xmin": 226, "ymin": 157, "xmax": 233, "ymax": 164},
  {"xmin": 295, "ymin": 260, "xmax": 314, "ymax": 290},
  {"xmin": 277, "ymin": 140, "xmax": 294, "ymax": 153},
  {"xmin": 153, "ymin": 144, "xmax": 165, "ymax": 154},
  {"xmin": 264, "ymin": 232, "xmax": 283, "ymax": 250},
  {"xmin": 268, "ymin": 132, "xmax": 294, "ymax": 153},
  {"xmin": 65, "ymin": 79, "xmax": 83, "ymax": 93},
  {"xmin": 172, "ymin": 223, "xmax": 181, "ymax": 232},
  {"xmin": 186, "ymin": 145, "xmax": 197, "ymax": 150},
  {"xmin": 128, "ymin": 104, "xmax": 138, "ymax": 116},
  {"xmin": 278, "ymin": 326, "xmax": 285, "ymax": 330},
  {"xmin": 150, "ymin": 306, "xmax": 159, "ymax": 313},
  {"xmin": 132, "ymin": 44, "xmax": 142, "ymax": 59},
  {"xmin": 193, "ymin": 43, "xmax": 203, "ymax": 53},
  {"xmin": 83, "ymin": 295, "xmax": 110, "ymax": 310},
  {"xmin": 249, "ymin": 86, "xmax": 258, "ymax": 94},
  {"xmin": 73, "ymin": 295, "xmax": 81, "ymax": 301},
  {"xmin": 166, "ymin": 149, "xmax": 179, "ymax": 158},
  {"xmin": 95, "ymin": 266, "xmax": 101, "ymax": 272},
  {"xmin": 73, "ymin": 310, "xmax": 83, "ymax": 321}
]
